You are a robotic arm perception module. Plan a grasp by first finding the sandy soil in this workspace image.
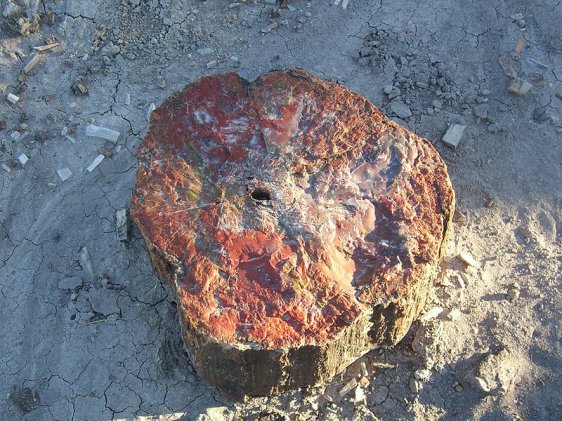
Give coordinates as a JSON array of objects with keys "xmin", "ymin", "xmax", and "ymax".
[{"xmin": 0, "ymin": 0, "xmax": 560, "ymax": 420}]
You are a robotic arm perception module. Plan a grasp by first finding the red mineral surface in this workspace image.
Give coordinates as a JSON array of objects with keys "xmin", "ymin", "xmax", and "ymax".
[{"xmin": 130, "ymin": 69, "xmax": 455, "ymax": 397}]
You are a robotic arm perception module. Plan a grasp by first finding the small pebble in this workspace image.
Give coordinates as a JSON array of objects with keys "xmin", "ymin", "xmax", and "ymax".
[
  {"xmin": 473, "ymin": 376, "xmax": 490, "ymax": 392},
  {"xmin": 507, "ymin": 284, "xmax": 521, "ymax": 301},
  {"xmin": 57, "ymin": 167, "xmax": 72, "ymax": 181},
  {"xmin": 458, "ymin": 251, "xmax": 479, "ymax": 267},
  {"xmin": 445, "ymin": 308, "xmax": 462, "ymax": 321},
  {"xmin": 353, "ymin": 386, "xmax": 366, "ymax": 404},
  {"xmin": 409, "ymin": 378, "xmax": 422, "ymax": 393},
  {"xmin": 17, "ymin": 153, "xmax": 29, "ymax": 166},
  {"xmin": 414, "ymin": 368, "xmax": 432, "ymax": 381},
  {"xmin": 7, "ymin": 93, "xmax": 20, "ymax": 104}
]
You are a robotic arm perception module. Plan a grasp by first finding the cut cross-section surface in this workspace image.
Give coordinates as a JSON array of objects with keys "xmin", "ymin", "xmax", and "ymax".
[{"xmin": 130, "ymin": 69, "xmax": 455, "ymax": 398}]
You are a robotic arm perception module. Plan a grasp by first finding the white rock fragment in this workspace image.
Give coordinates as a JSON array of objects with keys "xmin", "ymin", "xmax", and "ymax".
[
  {"xmin": 33, "ymin": 43, "xmax": 59, "ymax": 52},
  {"xmin": 508, "ymin": 78, "xmax": 532, "ymax": 96},
  {"xmin": 7, "ymin": 93, "xmax": 20, "ymax": 104},
  {"xmin": 308, "ymin": 396, "xmax": 321, "ymax": 411},
  {"xmin": 86, "ymin": 154, "xmax": 105, "ymax": 172},
  {"xmin": 115, "ymin": 209, "xmax": 129, "ymax": 241},
  {"xmin": 57, "ymin": 167, "xmax": 72, "ymax": 181},
  {"xmin": 473, "ymin": 376, "xmax": 490, "ymax": 393},
  {"xmin": 458, "ymin": 251, "xmax": 479, "ymax": 267},
  {"xmin": 206, "ymin": 60, "xmax": 218, "ymax": 69},
  {"xmin": 445, "ymin": 308, "xmax": 462, "ymax": 321},
  {"xmin": 459, "ymin": 272, "xmax": 470, "ymax": 287},
  {"xmin": 60, "ymin": 126, "xmax": 76, "ymax": 143},
  {"xmin": 85, "ymin": 124, "xmax": 120, "ymax": 143},
  {"xmin": 261, "ymin": 22, "xmax": 279, "ymax": 34},
  {"xmin": 2, "ymin": 164, "xmax": 11, "ymax": 172},
  {"xmin": 79, "ymin": 246, "xmax": 94, "ymax": 277},
  {"xmin": 10, "ymin": 131, "xmax": 21, "ymax": 140},
  {"xmin": 342, "ymin": 0, "xmax": 351, "ymax": 10},
  {"xmin": 419, "ymin": 307, "xmax": 445, "ymax": 322},
  {"xmin": 442, "ymin": 124, "xmax": 466, "ymax": 149},
  {"xmin": 338, "ymin": 378, "xmax": 357, "ymax": 398},
  {"xmin": 22, "ymin": 54, "xmax": 43, "ymax": 74},
  {"xmin": 481, "ymin": 270, "xmax": 493, "ymax": 283},
  {"xmin": 147, "ymin": 103, "xmax": 156, "ymax": 121},
  {"xmin": 370, "ymin": 360, "xmax": 395, "ymax": 368},
  {"xmin": 409, "ymin": 378, "xmax": 422, "ymax": 393},
  {"xmin": 125, "ymin": 93, "xmax": 131, "ymax": 105},
  {"xmin": 16, "ymin": 132, "xmax": 29, "ymax": 143},
  {"xmin": 360, "ymin": 361, "xmax": 369, "ymax": 378},
  {"xmin": 353, "ymin": 385, "xmax": 366, "ymax": 404},
  {"xmin": 17, "ymin": 153, "xmax": 29, "ymax": 166},
  {"xmin": 414, "ymin": 368, "xmax": 432, "ymax": 381}
]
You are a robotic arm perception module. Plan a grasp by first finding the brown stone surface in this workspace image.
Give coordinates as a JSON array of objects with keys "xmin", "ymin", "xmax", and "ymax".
[{"xmin": 130, "ymin": 69, "xmax": 455, "ymax": 397}]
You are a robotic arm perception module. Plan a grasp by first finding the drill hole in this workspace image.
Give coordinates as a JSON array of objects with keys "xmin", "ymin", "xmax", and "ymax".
[{"xmin": 251, "ymin": 188, "xmax": 271, "ymax": 201}]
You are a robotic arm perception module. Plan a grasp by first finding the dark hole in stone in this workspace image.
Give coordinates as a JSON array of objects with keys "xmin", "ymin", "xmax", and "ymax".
[{"xmin": 251, "ymin": 188, "xmax": 271, "ymax": 201}]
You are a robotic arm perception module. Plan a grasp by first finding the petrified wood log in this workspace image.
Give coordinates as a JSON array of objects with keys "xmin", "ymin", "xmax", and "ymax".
[{"xmin": 130, "ymin": 69, "xmax": 455, "ymax": 397}]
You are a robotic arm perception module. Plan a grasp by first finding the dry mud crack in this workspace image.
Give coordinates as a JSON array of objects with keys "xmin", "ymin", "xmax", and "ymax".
[{"xmin": 0, "ymin": 0, "xmax": 560, "ymax": 420}]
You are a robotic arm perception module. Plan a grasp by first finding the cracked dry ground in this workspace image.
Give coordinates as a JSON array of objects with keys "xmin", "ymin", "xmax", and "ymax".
[{"xmin": 0, "ymin": 1, "xmax": 560, "ymax": 420}]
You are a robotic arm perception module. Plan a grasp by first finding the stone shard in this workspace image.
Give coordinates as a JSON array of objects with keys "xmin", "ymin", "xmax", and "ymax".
[
  {"xmin": 115, "ymin": 209, "xmax": 130, "ymax": 242},
  {"xmin": 85, "ymin": 124, "xmax": 120, "ymax": 143},
  {"xmin": 507, "ymin": 78, "xmax": 532, "ymax": 96},
  {"xmin": 130, "ymin": 70, "xmax": 455, "ymax": 398},
  {"xmin": 442, "ymin": 124, "xmax": 466, "ymax": 149}
]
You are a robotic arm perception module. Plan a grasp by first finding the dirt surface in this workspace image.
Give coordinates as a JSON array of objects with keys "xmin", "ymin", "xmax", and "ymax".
[{"xmin": 0, "ymin": 0, "xmax": 560, "ymax": 420}]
